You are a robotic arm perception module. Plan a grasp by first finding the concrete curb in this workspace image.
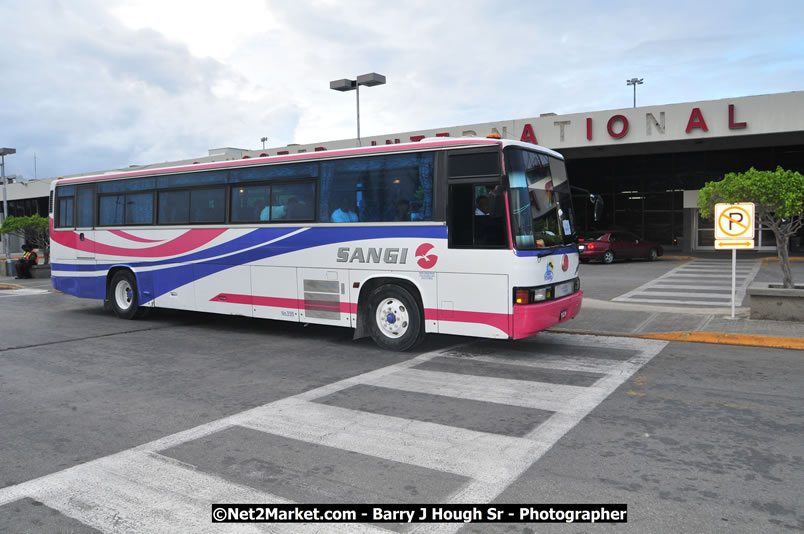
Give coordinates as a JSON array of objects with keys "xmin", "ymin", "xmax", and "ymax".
[
  {"xmin": 549, "ymin": 328, "xmax": 804, "ymax": 351},
  {"xmin": 640, "ymin": 332, "xmax": 804, "ymax": 351},
  {"xmin": 0, "ymin": 283, "xmax": 24, "ymax": 290}
]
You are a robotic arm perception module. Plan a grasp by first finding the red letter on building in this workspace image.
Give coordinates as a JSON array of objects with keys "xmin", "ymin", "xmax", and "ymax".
[
  {"xmin": 410, "ymin": 135, "xmax": 425, "ymax": 142},
  {"xmin": 728, "ymin": 104, "xmax": 747, "ymax": 129},
  {"xmin": 520, "ymin": 123, "xmax": 538, "ymax": 144},
  {"xmin": 586, "ymin": 118, "xmax": 593, "ymax": 140},
  {"xmin": 685, "ymin": 108, "xmax": 709, "ymax": 133},
  {"xmin": 606, "ymin": 115, "xmax": 629, "ymax": 139}
]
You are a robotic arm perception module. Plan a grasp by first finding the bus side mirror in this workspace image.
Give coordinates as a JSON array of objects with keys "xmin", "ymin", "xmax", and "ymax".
[{"xmin": 590, "ymin": 194, "xmax": 604, "ymax": 223}]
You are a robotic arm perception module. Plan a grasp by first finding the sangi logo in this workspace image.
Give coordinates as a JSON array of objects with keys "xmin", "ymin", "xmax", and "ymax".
[{"xmin": 416, "ymin": 243, "xmax": 438, "ymax": 269}]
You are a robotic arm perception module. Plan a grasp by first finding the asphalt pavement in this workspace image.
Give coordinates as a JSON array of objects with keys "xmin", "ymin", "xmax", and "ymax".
[
  {"xmin": 0, "ymin": 255, "xmax": 801, "ymax": 533},
  {"xmin": 4, "ymin": 250, "xmax": 801, "ymax": 348}
]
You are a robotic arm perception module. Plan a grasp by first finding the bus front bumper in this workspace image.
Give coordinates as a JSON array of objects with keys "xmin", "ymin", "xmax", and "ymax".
[{"xmin": 511, "ymin": 290, "xmax": 583, "ymax": 340}]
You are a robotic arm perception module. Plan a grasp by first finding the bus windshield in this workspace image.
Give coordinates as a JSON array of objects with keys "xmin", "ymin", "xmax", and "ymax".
[{"xmin": 506, "ymin": 147, "xmax": 576, "ymax": 249}]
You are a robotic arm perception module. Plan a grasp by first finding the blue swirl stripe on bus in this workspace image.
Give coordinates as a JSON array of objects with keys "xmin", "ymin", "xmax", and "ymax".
[
  {"xmin": 513, "ymin": 246, "xmax": 579, "ymax": 257},
  {"xmin": 53, "ymin": 225, "xmax": 448, "ymax": 303}
]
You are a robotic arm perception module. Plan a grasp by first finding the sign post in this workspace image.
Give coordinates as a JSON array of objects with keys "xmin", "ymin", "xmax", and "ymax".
[{"xmin": 714, "ymin": 203, "xmax": 755, "ymax": 318}]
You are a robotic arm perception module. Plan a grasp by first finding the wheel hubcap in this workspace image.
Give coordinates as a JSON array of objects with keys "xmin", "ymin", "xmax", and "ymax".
[
  {"xmin": 376, "ymin": 298, "xmax": 409, "ymax": 339},
  {"xmin": 115, "ymin": 280, "xmax": 133, "ymax": 310}
]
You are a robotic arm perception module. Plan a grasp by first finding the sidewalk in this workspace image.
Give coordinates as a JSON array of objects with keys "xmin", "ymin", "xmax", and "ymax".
[
  {"xmin": 551, "ymin": 297, "xmax": 803, "ymax": 350},
  {"xmin": 0, "ymin": 274, "xmax": 55, "ymax": 291}
]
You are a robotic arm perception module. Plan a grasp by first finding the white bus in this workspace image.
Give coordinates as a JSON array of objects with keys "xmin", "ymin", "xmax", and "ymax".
[{"xmin": 50, "ymin": 137, "xmax": 582, "ymax": 350}]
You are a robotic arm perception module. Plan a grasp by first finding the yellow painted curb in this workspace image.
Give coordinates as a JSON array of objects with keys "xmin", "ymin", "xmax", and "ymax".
[
  {"xmin": 761, "ymin": 256, "xmax": 804, "ymax": 262},
  {"xmin": 0, "ymin": 283, "xmax": 23, "ymax": 290},
  {"xmin": 639, "ymin": 332, "xmax": 804, "ymax": 351}
]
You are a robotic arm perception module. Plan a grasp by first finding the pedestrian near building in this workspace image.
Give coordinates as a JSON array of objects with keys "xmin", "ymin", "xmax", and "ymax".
[{"xmin": 15, "ymin": 243, "xmax": 38, "ymax": 279}]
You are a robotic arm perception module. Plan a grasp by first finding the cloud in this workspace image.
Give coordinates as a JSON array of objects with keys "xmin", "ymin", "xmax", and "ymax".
[{"xmin": 0, "ymin": 0, "xmax": 802, "ymax": 181}]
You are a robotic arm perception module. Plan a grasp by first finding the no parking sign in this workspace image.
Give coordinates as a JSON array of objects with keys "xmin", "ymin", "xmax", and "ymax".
[
  {"xmin": 715, "ymin": 203, "xmax": 755, "ymax": 248},
  {"xmin": 713, "ymin": 202, "xmax": 755, "ymax": 318}
]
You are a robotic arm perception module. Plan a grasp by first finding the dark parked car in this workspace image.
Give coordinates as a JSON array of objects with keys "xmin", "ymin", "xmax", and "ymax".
[{"xmin": 578, "ymin": 231, "xmax": 663, "ymax": 264}]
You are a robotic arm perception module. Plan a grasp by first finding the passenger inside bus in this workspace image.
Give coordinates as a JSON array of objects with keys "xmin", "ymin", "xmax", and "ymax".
[
  {"xmin": 331, "ymin": 194, "xmax": 359, "ymax": 222},
  {"xmin": 284, "ymin": 196, "xmax": 313, "ymax": 221},
  {"xmin": 475, "ymin": 195, "xmax": 490, "ymax": 215},
  {"xmin": 395, "ymin": 199, "xmax": 411, "ymax": 221}
]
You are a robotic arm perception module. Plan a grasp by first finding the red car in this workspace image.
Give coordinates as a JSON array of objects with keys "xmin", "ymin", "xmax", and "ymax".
[{"xmin": 578, "ymin": 231, "xmax": 663, "ymax": 264}]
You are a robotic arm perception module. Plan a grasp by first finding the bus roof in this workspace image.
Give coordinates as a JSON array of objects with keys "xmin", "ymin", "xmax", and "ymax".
[{"xmin": 56, "ymin": 137, "xmax": 564, "ymax": 185}]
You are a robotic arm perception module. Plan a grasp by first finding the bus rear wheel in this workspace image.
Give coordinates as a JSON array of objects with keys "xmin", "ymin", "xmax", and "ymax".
[
  {"xmin": 110, "ymin": 271, "xmax": 147, "ymax": 319},
  {"xmin": 367, "ymin": 284, "xmax": 425, "ymax": 351}
]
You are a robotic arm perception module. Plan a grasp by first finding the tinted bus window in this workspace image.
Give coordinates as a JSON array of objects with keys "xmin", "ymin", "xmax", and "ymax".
[
  {"xmin": 97, "ymin": 177, "xmax": 155, "ymax": 193},
  {"xmin": 55, "ymin": 186, "xmax": 75, "ymax": 228},
  {"xmin": 231, "ymin": 185, "xmax": 270, "ymax": 222},
  {"xmin": 125, "ymin": 193, "xmax": 153, "ymax": 225},
  {"xmin": 76, "ymin": 186, "xmax": 94, "ymax": 227},
  {"xmin": 58, "ymin": 197, "xmax": 74, "ymax": 227},
  {"xmin": 158, "ymin": 190, "xmax": 190, "ymax": 224},
  {"xmin": 230, "ymin": 163, "xmax": 318, "ymax": 183},
  {"xmin": 273, "ymin": 182, "xmax": 315, "ymax": 221},
  {"xmin": 157, "ymin": 171, "xmax": 227, "ymax": 189},
  {"xmin": 319, "ymin": 153, "xmax": 434, "ymax": 222},
  {"xmin": 190, "ymin": 188, "xmax": 224, "ymax": 223},
  {"xmin": 99, "ymin": 195, "xmax": 125, "ymax": 225},
  {"xmin": 448, "ymin": 151, "xmax": 500, "ymax": 178}
]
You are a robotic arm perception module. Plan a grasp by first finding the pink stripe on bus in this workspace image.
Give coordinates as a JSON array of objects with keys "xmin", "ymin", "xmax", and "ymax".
[
  {"xmin": 50, "ymin": 219, "xmax": 226, "ymax": 258},
  {"xmin": 109, "ymin": 230, "xmax": 165, "ymax": 243}
]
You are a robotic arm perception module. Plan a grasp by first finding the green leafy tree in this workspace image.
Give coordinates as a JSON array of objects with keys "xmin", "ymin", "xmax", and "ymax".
[
  {"xmin": 698, "ymin": 166, "xmax": 804, "ymax": 288},
  {"xmin": 0, "ymin": 214, "xmax": 50, "ymax": 264}
]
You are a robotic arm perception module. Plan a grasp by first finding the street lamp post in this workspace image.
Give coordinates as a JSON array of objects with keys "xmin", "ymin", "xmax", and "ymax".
[
  {"xmin": 261, "ymin": 137, "xmax": 268, "ymax": 150},
  {"xmin": 1, "ymin": 147, "xmax": 17, "ymax": 274},
  {"xmin": 330, "ymin": 73, "xmax": 386, "ymax": 146},
  {"xmin": 626, "ymin": 78, "xmax": 644, "ymax": 108}
]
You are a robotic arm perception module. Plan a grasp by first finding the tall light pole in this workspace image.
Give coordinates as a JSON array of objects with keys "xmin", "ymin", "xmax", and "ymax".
[
  {"xmin": 627, "ymin": 77, "xmax": 644, "ymax": 108},
  {"xmin": 1, "ymin": 147, "xmax": 17, "ymax": 274},
  {"xmin": 260, "ymin": 137, "xmax": 268, "ymax": 150},
  {"xmin": 330, "ymin": 72, "xmax": 386, "ymax": 146}
]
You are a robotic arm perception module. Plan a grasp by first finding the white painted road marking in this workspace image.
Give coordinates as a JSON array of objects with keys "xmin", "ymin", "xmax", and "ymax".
[
  {"xmin": 613, "ymin": 259, "xmax": 761, "ymax": 306},
  {"xmin": 0, "ymin": 288, "xmax": 50, "ymax": 298},
  {"xmin": 0, "ymin": 334, "xmax": 667, "ymax": 533}
]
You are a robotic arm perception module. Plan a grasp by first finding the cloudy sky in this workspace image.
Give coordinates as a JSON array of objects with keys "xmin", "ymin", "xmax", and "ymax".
[{"xmin": 1, "ymin": 0, "xmax": 802, "ymax": 180}]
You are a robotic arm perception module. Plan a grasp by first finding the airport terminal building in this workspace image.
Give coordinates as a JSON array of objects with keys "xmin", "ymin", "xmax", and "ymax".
[{"xmin": 3, "ymin": 91, "xmax": 803, "ymax": 253}]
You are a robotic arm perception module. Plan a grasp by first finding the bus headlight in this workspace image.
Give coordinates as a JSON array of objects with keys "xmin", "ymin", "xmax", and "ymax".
[{"xmin": 532, "ymin": 288, "xmax": 547, "ymax": 301}]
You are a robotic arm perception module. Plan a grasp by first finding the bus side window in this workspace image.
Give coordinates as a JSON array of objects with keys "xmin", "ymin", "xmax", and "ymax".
[
  {"xmin": 76, "ymin": 185, "xmax": 94, "ymax": 227},
  {"xmin": 190, "ymin": 188, "xmax": 225, "ymax": 223},
  {"xmin": 55, "ymin": 186, "xmax": 76, "ymax": 228},
  {"xmin": 449, "ymin": 183, "xmax": 508, "ymax": 249}
]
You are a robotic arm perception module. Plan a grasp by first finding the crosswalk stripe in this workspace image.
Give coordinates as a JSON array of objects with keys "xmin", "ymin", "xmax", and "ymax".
[
  {"xmin": 649, "ymin": 284, "xmax": 732, "ymax": 290},
  {"xmin": 628, "ymin": 290, "xmax": 739, "ymax": 298},
  {"xmin": 0, "ymin": 289, "xmax": 50, "ymax": 298},
  {"xmin": 367, "ymin": 368, "xmax": 593, "ymax": 414},
  {"xmin": 29, "ymin": 451, "xmax": 276, "ymax": 534},
  {"xmin": 615, "ymin": 298, "xmax": 733, "ymax": 306},
  {"xmin": 614, "ymin": 259, "xmax": 761, "ymax": 306},
  {"xmin": 438, "ymin": 353, "xmax": 625, "ymax": 375},
  {"xmin": 416, "ymin": 338, "xmax": 667, "ymax": 534},
  {"xmin": 239, "ymin": 398, "xmax": 534, "ymax": 483},
  {"xmin": 663, "ymin": 273, "xmax": 752, "ymax": 278},
  {"xmin": 0, "ymin": 334, "xmax": 668, "ymax": 534},
  {"xmin": 31, "ymin": 451, "xmax": 383, "ymax": 534}
]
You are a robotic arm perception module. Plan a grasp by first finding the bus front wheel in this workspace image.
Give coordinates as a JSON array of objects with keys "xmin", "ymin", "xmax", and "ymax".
[
  {"xmin": 110, "ymin": 271, "xmax": 146, "ymax": 320},
  {"xmin": 367, "ymin": 284, "xmax": 425, "ymax": 351}
]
